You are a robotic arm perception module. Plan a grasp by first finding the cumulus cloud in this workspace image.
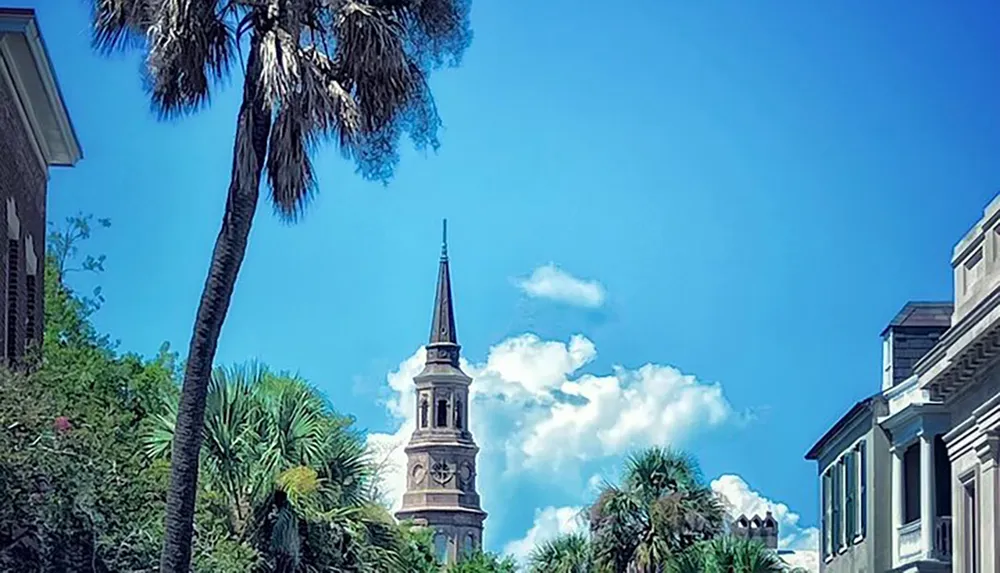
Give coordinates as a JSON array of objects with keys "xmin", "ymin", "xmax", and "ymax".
[
  {"xmin": 711, "ymin": 474, "xmax": 819, "ymax": 571},
  {"xmin": 516, "ymin": 264, "xmax": 606, "ymax": 308},
  {"xmin": 367, "ymin": 333, "xmax": 734, "ymax": 511},
  {"xmin": 779, "ymin": 550, "xmax": 819, "ymax": 572},
  {"xmin": 502, "ymin": 506, "xmax": 587, "ymax": 564},
  {"xmin": 365, "ymin": 332, "xmax": 818, "ymax": 571}
]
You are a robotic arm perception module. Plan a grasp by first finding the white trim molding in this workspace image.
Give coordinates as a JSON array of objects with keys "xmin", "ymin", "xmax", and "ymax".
[
  {"xmin": 6, "ymin": 197, "xmax": 19, "ymax": 240},
  {"xmin": 24, "ymin": 233, "xmax": 36, "ymax": 276},
  {"xmin": 0, "ymin": 8, "xmax": 81, "ymax": 167}
]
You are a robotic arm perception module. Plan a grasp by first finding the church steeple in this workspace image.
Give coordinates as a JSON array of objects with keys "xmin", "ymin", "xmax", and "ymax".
[
  {"xmin": 396, "ymin": 221, "xmax": 486, "ymax": 566},
  {"xmin": 427, "ymin": 219, "xmax": 460, "ymax": 368}
]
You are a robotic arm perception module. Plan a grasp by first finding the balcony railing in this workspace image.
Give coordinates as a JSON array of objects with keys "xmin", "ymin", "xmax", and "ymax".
[
  {"xmin": 934, "ymin": 516, "xmax": 953, "ymax": 560},
  {"xmin": 899, "ymin": 521, "xmax": 922, "ymax": 562},
  {"xmin": 897, "ymin": 517, "xmax": 953, "ymax": 563}
]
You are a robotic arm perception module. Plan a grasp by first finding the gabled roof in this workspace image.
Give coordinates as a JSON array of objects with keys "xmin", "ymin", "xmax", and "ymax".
[
  {"xmin": 805, "ymin": 394, "xmax": 879, "ymax": 461},
  {"xmin": 880, "ymin": 302, "xmax": 953, "ymax": 336},
  {"xmin": 0, "ymin": 8, "xmax": 81, "ymax": 166}
]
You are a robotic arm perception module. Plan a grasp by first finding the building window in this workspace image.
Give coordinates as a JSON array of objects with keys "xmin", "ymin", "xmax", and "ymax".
[
  {"xmin": 6, "ymin": 237, "xmax": 19, "ymax": 363},
  {"xmin": 464, "ymin": 533, "xmax": 476, "ymax": 556},
  {"xmin": 822, "ymin": 469, "xmax": 832, "ymax": 558},
  {"xmin": 420, "ymin": 398, "xmax": 429, "ymax": 428},
  {"xmin": 845, "ymin": 452, "xmax": 857, "ymax": 542},
  {"xmin": 858, "ymin": 441, "xmax": 867, "ymax": 538},
  {"xmin": 963, "ymin": 478, "xmax": 978, "ymax": 573},
  {"xmin": 436, "ymin": 399, "xmax": 448, "ymax": 428},
  {"xmin": 434, "ymin": 533, "xmax": 448, "ymax": 562},
  {"xmin": 903, "ymin": 443, "xmax": 921, "ymax": 524}
]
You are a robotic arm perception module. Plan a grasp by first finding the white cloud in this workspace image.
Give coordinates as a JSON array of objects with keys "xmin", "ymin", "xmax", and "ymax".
[
  {"xmin": 516, "ymin": 264, "xmax": 606, "ymax": 308},
  {"xmin": 366, "ymin": 333, "xmax": 820, "ymax": 572},
  {"xmin": 519, "ymin": 364, "xmax": 731, "ymax": 471},
  {"xmin": 367, "ymin": 333, "xmax": 733, "ymax": 512},
  {"xmin": 779, "ymin": 550, "xmax": 819, "ymax": 572},
  {"xmin": 502, "ymin": 506, "xmax": 587, "ymax": 565},
  {"xmin": 711, "ymin": 475, "xmax": 819, "ymax": 572}
]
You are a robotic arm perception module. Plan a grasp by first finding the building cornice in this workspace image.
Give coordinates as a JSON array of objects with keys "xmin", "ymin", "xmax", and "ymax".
[
  {"xmin": 0, "ymin": 9, "xmax": 81, "ymax": 167},
  {"xmin": 943, "ymin": 393, "xmax": 1000, "ymax": 463}
]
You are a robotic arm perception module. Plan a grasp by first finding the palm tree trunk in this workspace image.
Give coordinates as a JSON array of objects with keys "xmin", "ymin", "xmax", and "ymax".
[{"xmin": 159, "ymin": 37, "xmax": 272, "ymax": 573}]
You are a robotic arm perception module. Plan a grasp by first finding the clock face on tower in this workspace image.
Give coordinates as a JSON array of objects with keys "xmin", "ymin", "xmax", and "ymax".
[{"xmin": 431, "ymin": 460, "xmax": 454, "ymax": 485}]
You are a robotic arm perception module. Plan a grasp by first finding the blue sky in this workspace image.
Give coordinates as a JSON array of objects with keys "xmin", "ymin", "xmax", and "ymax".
[{"xmin": 22, "ymin": 0, "xmax": 1000, "ymax": 568}]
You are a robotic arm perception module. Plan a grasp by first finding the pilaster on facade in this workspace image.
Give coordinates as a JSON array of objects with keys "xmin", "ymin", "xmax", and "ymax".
[{"xmin": 944, "ymin": 398, "xmax": 1000, "ymax": 573}]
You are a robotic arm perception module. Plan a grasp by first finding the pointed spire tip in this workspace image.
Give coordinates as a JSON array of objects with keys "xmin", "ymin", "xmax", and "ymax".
[{"xmin": 441, "ymin": 218, "xmax": 448, "ymax": 259}]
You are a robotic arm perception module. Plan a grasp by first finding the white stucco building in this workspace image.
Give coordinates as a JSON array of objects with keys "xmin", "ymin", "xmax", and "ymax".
[{"xmin": 808, "ymin": 194, "xmax": 1000, "ymax": 573}]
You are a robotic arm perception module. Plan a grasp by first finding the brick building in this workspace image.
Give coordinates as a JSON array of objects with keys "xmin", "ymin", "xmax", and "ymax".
[{"xmin": 0, "ymin": 8, "xmax": 81, "ymax": 360}]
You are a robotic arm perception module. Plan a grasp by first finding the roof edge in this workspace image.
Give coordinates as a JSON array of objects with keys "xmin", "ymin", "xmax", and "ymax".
[
  {"xmin": 0, "ymin": 8, "xmax": 82, "ymax": 166},
  {"xmin": 805, "ymin": 395, "xmax": 879, "ymax": 461},
  {"xmin": 879, "ymin": 301, "xmax": 954, "ymax": 337}
]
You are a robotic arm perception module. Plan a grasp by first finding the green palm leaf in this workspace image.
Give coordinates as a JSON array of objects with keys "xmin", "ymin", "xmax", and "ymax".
[{"xmin": 527, "ymin": 532, "xmax": 592, "ymax": 573}]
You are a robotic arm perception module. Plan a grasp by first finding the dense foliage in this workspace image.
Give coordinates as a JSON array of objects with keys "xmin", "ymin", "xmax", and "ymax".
[
  {"xmin": 1, "ymin": 219, "xmax": 806, "ymax": 573},
  {"xmin": 0, "ymin": 218, "xmax": 177, "ymax": 571},
  {"xmin": 1, "ymin": 218, "xmax": 517, "ymax": 572}
]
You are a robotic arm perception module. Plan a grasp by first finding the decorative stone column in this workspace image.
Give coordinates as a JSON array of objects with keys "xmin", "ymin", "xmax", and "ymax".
[
  {"xmin": 892, "ymin": 446, "xmax": 904, "ymax": 566},
  {"xmin": 977, "ymin": 433, "xmax": 1000, "ymax": 573},
  {"xmin": 920, "ymin": 432, "xmax": 937, "ymax": 559}
]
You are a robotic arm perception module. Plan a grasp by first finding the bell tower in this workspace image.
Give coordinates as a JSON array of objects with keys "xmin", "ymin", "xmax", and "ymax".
[{"xmin": 395, "ymin": 220, "xmax": 486, "ymax": 565}]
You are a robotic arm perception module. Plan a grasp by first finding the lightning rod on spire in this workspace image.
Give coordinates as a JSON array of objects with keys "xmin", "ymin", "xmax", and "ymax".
[{"xmin": 441, "ymin": 218, "xmax": 448, "ymax": 259}]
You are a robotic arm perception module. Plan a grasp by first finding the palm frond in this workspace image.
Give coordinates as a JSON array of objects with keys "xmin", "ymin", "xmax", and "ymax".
[
  {"xmin": 141, "ymin": 391, "xmax": 178, "ymax": 460},
  {"xmin": 624, "ymin": 447, "xmax": 703, "ymax": 500},
  {"xmin": 527, "ymin": 532, "xmax": 591, "ymax": 573},
  {"xmin": 91, "ymin": 0, "xmax": 156, "ymax": 54},
  {"xmin": 144, "ymin": 0, "xmax": 234, "ymax": 117}
]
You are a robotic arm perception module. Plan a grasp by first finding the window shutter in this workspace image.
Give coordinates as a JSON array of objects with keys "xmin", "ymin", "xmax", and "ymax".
[
  {"xmin": 833, "ymin": 461, "xmax": 842, "ymax": 550},
  {"xmin": 6, "ymin": 238, "xmax": 19, "ymax": 363},
  {"xmin": 25, "ymin": 274, "xmax": 35, "ymax": 346},
  {"xmin": 859, "ymin": 441, "xmax": 867, "ymax": 538},
  {"xmin": 822, "ymin": 470, "xmax": 832, "ymax": 557},
  {"xmin": 845, "ymin": 452, "xmax": 856, "ymax": 541}
]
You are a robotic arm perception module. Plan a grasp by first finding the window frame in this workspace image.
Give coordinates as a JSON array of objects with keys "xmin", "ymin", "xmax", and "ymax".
[
  {"xmin": 857, "ymin": 440, "xmax": 867, "ymax": 541},
  {"xmin": 833, "ymin": 458, "xmax": 843, "ymax": 552},
  {"xmin": 845, "ymin": 451, "xmax": 857, "ymax": 542},
  {"xmin": 962, "ymin": 473, "xmax": 979, "ymax": 573},
  {"xmin": 822, "ymin": 468, "xmax": 832, "ymax": 560}
]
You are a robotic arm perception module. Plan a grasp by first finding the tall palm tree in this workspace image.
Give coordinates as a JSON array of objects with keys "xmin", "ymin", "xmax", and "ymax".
[
  {"xmin": 91, "ymin": 1, "xmax": 472, "ymax": 570},
  {"xmin": 588, "ymin": 447, "xmax": 724, "ymax": 573},
  {"xmin": 527, "ymin": 532, "xmax": 592, "ymax": 573}
]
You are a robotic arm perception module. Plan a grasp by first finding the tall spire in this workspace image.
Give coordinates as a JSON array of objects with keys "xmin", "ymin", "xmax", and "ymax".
[{"xmin": 427, "ymin": 219, "xmax": 460, "ymax": 367}]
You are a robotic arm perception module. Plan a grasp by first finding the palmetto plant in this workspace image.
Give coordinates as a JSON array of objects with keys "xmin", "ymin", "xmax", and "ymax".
[
  {"xmin": 90, "ymin": 1, "xmax": 471, "ymax": 570},
  {"xmin": 588, "ymin": 447, "xmax": 725, "ymax": 573},
  {"xmin": 144, "ymin": 363, "xmax": 405, "ymax": 570},
  {"xmin": 526, "ymin": 532, "xmax": 592, "ymax": 573},
  {"xmin": 671, "ymin": 537, "xmax": 788, "ymax": 573}
]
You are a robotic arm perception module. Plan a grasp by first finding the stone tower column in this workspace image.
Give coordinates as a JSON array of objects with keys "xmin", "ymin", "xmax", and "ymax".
[{"xmin": 395, "ymin": 221, "xmax": 487, "ymax": 565}]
